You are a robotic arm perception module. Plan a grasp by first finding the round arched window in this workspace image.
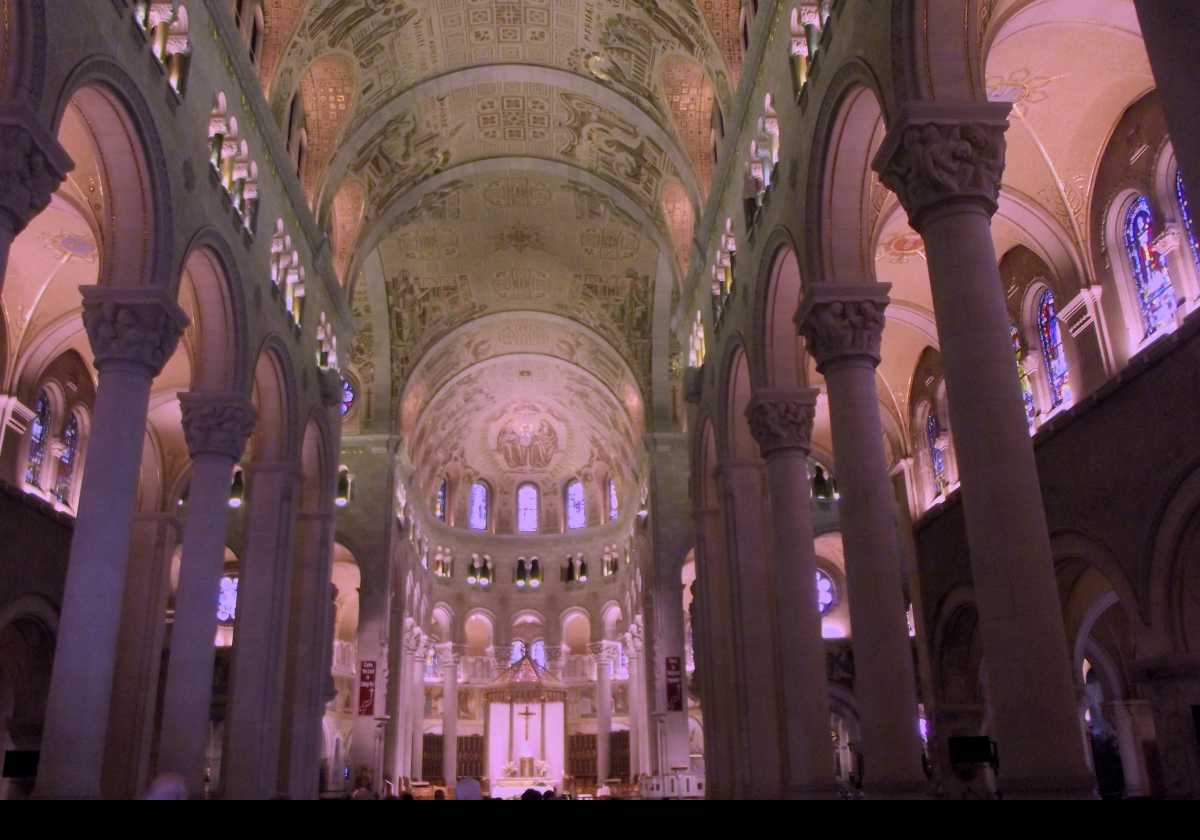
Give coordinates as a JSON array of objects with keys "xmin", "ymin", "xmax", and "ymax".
[{"xmin": 815, "ymin": 569, "xmax": 837, "ymax": 615}]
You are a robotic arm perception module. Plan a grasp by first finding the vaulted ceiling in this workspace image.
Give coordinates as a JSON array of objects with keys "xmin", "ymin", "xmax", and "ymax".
[{"xmin": 265, "ymin": 0, "xmax": 740, "ymax": 497}]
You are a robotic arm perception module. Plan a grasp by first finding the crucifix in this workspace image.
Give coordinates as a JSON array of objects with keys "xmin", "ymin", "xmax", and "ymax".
[{"xmin": 517, "ymin": 705, "xmax": 535, "ymax": 740}]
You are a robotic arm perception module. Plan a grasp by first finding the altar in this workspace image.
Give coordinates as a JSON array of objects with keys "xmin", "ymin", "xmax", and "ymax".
[{"xmin": 484, "ymin": 654, "xmax": 567, "ymax": 798}]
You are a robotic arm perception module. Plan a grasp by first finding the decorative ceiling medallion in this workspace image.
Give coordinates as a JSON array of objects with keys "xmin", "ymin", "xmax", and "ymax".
[
  {"xmin": 40, "ymin": 231, "xmax": 98, "ymax": 263},
  {"xmin": 877, "ymin": 231, "xmax": 926, "ymax": 264}
]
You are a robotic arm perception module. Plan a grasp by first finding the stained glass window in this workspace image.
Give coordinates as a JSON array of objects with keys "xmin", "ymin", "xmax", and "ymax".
[
  {"xmin": 816, "ymin": 569, "xmax": 837, "ymax": 615},
  {"xmin": 468, "ymin": 481, "xmax": 488, "ymax": 531},
  {"xmin": 1124, "ymin": 195, "xmax": 1178, "ymax": 336},
  {"xmin": 1036, "ymin": 289, "xmax": 1071, "ymax": 408},
  {"xmin": 517, "ymin": 483, "xmax": 539, "ymax": 533},
  {"xmin": 53, "ymin": 413, "xmax": 80, "ymax": 505},
  {"xmin": 217, "ymin": 575, "xmax": 238, "ymax": 623},
  {"xmin": 1012, "ymin": 323, "xmax": 1037, "ymax": 432},
  {"xmin": 531, "ymin": 639, "xmax": 547, "ymax": 669},
  {"xmin": 510, "ymin": 639, "xmax": 527, "ymax": 664},
  {"xmin": 566, "ymin": 480, "xmax": 586, "ymax": 530},
  {"xmin": 24, "ymin": 390, "xmax": 51, "ymax": 488},
  {"xmin": 608, "ymin": 478, "xmax": 619, "ymax": 522},
  {"xmin": 434, "ymin": 479, "xmax": 447, "ymax": 522},
  {"xmin": 339, "ymin": 374, "xmax": 356, "ymax": 417},
  {"xmin": 926, "ymin": 412, "xmax": 947, "ymax": 495},
  {"xmin": 1177, "ymin": 171, "xmax": 1200, "ymax": 272}
]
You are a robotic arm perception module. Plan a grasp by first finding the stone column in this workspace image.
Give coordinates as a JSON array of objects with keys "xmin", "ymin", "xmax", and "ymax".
[
  {"xmin": 875, "ymin": 102, "xmax": 1094, "ymax": 798},
  {"xmin": 158, "ymin": 393, "xmax": 255, "ymax": 795},
  {"xmin": 0, "ymin": 105, "xmax": 72, "ymax": 292},
  {"xmin": 103, "ymin": 513, "xmax": 180, "ymax": 798},
  {"xmin": 411, "ymin": 638, "xmax": 427, "ymax": 780},
  {"xmin": 36, "ymin": 288, "xmax": 187, "ymax": 799},
  {"xmin": 797, "ymin": 284, "xmax": 926, "ymax": 798},
  {"xmin": 715, "ymin": 460, "xmax": 785, "ymax": 798},
  {"xmin": 692, "ymin": 505, "xmax": 738, "ymax": 798},
  {"xmin": 746, "ymin": 388, "xmax": 839, "ymax": 799},
  {"xmin": 624, "ymin": 631, "xmax": 642, "ymax": 781},
  {"xmin": 386, "ymin": 613, "xmax": 411, "ymax": 787},
  {"xmin": 593, "ymin": 642, "xmax": 615, "ymax": 783},
  {"xmin": 1134, "ymin": 1, "xmax": 1200, "ymax": 214},
  {"xmin": 222, "ymin": 461, "xmax": 299, "ymax": 799},
  {"xmin": 1135, "ymin": 655, "xmax": 1200, "ymax": 799},
  {"xmin": 440, "ymin": 643, "xmax": 460, "ymax": 791},
  {"xmin": 280, "ymin": 510, "xmax": 337, "ymax": 800},
  {"xmin": 1104, "ymin": 700, "xmax": 1154, "ymax": 798}
]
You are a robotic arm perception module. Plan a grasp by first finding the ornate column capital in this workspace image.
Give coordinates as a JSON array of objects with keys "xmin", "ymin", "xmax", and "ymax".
[
  {"xmin": 590, "ymin": 641, "xmax": 620, "ymax": 663},
  {"xmin": 81, "ymin": 287, "xmax": 189, "ymax": 376},
  {"xmin": 872, "ymin": 101, "xmax": 1012, "ymax": 230},
  {"xmin": 746, "ymin": 387, "xmax": 820, "ymax": 458},
  {"xmin": 0, "ymin": 104, "xmax": 73, "ymax": 234},
  {"xmin": 796, "ymin": 284, "xmax": 891, "ymax": 372},
  {"xmin": 179, "ymin": 392, "xmax": 256, "ymax": 461}
]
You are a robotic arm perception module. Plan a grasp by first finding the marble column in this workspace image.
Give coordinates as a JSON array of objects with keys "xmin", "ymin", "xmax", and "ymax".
[
  {"xmin": 797, "ymin": 284, "xmax": 926, "ymax": 798},
  {"xmin": 1104, "ymin": 699, "xmax": 1154, "ymax": 798},
  {"xmin": 692, "ymin": 504, "xmax": 738, "ymax": 798},
  {"xmin": 280, "ymin": 510, "xmax": 337, "ymax": 800},
  {"xmin": 593, "ymin": 642, "xmax": 615, "ymax": 782},
  {"xmin": 624, "ymin": 631, "xmax": 642, "ymax": 781},
  {"xmin": 875, "ymin": 103, "xmax": 1094, "ymax": 798},
  {"xmin": 440, "ymin": 643, "xmax": 460, "ymax": 790},
  {"xmin": 385, "ymin": 613, "xmax": 410, "ymax": 787},
  {"xmin": 0, "ymin": 105, "xmax": 72, "ymax": 293},
  {"xmin": 1134, "ymin": 1, "xmax": 1200, "ymax": 214},
  {"xmin": 222, "ymin": 461, "xmax": 299, "ymax": 799},
  {"xmin": 158, "ymin": 393, "xmax": 256, "ymax": 796},
  {"xmin": 747, "ymin": 388, "xmax": 839, "ymax": 799},
  {"xmin": 36, "ymin": 287, "xmax": 187, "ymax": 799},
  {"xmin": 411, "ymin": 638, "xmax": 427, "ymax": 780},
  {"xmin": 716, "ymin": 460, "xmax": 785, "ymax": 798},
  {"xmin": 103, "ymin": 512, "xmax": 180, "ymax": 798}
]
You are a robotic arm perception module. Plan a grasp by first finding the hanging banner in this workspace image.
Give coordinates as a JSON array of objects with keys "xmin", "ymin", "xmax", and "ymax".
[
  {"xmin": 359, "ymin": 660, "xmax": 377, "ymax": 716},
  {"xmin": 665, "ymin": 656, "xmax": 684, "ymax": 712}
]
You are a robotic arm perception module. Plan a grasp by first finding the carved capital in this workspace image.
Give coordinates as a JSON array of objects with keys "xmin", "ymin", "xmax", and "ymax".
[
  {"xmin": 179, "ymin": 392, "xmax": 256, "ymax": 461},
  {"xmin": 0, "ymin": 105, "xmax": 73, "ymax": 234},
  {"xmin": 796, "ymin": 284, "xmax": 890, "ymax": 371},
  {"xmin": 590, "ymin": 641, "xmax": 620, "ymax": 664},
  {"xmin": 746, "ymin": 388, "xmax": 819, "ymax": 457},
  {"xmin": 81, "ymin": 287, "xmax": 189, "ymax": 375},
  {"xmin": 317, "ymin": 366, "xmax": 343, "ymax": 409},
  {"xmin": 873, "ymin": 102, "xmax": 1011, "ymax": 229}
]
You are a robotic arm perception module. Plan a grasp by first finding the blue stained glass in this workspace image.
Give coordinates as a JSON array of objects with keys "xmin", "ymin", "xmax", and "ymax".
[
  {"xmin": 217, "ymin": 575, "xmax": 238, "ymax": 623},
  {"xmin": 468, "ymin": 482, "xmax": 488, "ymax": 531},
  {"xmin": 566, "ymin": 480, "xmax": 586, "ymax": 530},
  {"xmin": 25, "ymin": 391, "xmax": 50, "ymax": 488},
  {"xmin": 1177, "ymin": 171, "xmax": 1200, "ymax": 273},
  {"xmin": 1124, "ymin": 195, "xmax": 1178, "ymax": 336},
  {"xmin": 339, "ymin": 375, "xmax": 356, "ymax": 417},
  {"xmin": 434, "ymin": 479, "xmax": 447, "ymax": 521},
  {"xmin": 517, "ymin": 484, "xmax": 539, "ymax": 533},
  {"xmin": 510, "ymin": 640, "xmax": 527, "ymax": 664},
  {"xmin": 53, "ymin": 414, "xmax": 79, "ymax": 504},
  {"xmin": 816, "ymin": 569, "xmax": 837, "ymax": 615},
  {"xmin": 531, "ymin": 640, "xmax": 547, "ymax": 669},
  {"xmin": 1036, "ymin": 289, "xmax": 1071, "ymax": 408},
  {"xmin": 608, "ymin": 478, "xmax": 619, "ymax": 522},
  {"xmin": 926, "ymin": 413, "xmax": 947, "ymax": 495}
]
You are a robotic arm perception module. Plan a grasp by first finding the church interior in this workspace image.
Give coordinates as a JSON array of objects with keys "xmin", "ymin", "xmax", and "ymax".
[{"xmin": 0, "ymin": 0, "xmax": 1199, "ymax": 800}]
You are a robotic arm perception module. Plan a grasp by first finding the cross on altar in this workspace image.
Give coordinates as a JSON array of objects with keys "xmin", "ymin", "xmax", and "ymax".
[{"xmin": 518, "ymin": 705, "xmax": 535, "ymax": 739}]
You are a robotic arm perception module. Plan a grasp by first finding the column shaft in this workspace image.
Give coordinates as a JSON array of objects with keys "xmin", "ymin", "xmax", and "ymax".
[
  {"xmin": 693, "ymin": 507, "xmax": 738, "ymax": 798},
  {"xmin": 595, "ymin": 651, "xmax": 613, "ymax": 782},
  {"xmin": 158, "ymin": 454, "xmax": 239, "ymax": 793},
  {"xmin": 441, "ymin": 650, "xmax": 459, "ymax": 790}
]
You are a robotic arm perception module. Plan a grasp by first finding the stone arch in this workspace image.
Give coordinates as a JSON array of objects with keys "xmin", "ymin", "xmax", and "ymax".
[
  {"xmin": 719, "ymin": 341, "xmax": 756, "ymax": 462},
  {"xmin": 256, "ymin": 0, "xmax": 308, "ymax": 98},
  {"xmin": 0, "ymin": 0, "xmax": 47, "ymax": 105},
  {"xmin": 559, "ymin": 607, "xmax": 590, "ymax": 655},
  {"xmin": 756, "ymin": 233, "xmax": 808, "ymax": 389},
  {"xmin": 931, "ymin": 588, "xmax": 985, "ymax": 708},
  {"xmin": 600, "ymin": 601, "xmax": 624, "ymax": 642},
  {"xmin": 1147, "ymin": 460, "xmax": 1200, "ymax": 655},
  {"xmin": 661, "ymin": 178, "xmax": 695, "ymax": 276},
  {"xmin": 177, "ymin": 231, "xmax": 251, "ymax": 395},
  {"xmin": 298, "ymin": 407, "xmax": 334, "ymax": 516},
  {"xmin": 51, "ymin": 57, "xmax": 173, "ymax": 293},
  {"xmin": 808, "ymin": 68, "xmax": 888, "ymax": 287},
  {"xmin": 463, "ymin": 609, "xmax": 496, "ymax": 658},
  {"xmin": 247, "ymin": 337, "xmax": 299, "ymax": 463},
  {"xmin": 0, "ymin": 594, "xmax": 58, "ymax": 772},
  {"xmin": 296, "ymin": 51, "xmax": 357, "ymax": 206},
  {"xmin": 892, "ymin": 0, "xmax": 988, "ymax": 105},
  {"xmin": 329, "ymin": 177, "xmax": 365, "ymax": 285}
]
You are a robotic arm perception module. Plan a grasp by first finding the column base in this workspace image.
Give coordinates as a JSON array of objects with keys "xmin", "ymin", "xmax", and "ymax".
[{"xmin": 995, "ymin": 774, "xmax": 1098, "ymax": 800}]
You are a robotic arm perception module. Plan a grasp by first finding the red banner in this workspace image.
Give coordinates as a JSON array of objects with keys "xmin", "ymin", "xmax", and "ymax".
[{"xmin": 358, "ymin": 660, "xmax": 376, "ymax": 716}]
